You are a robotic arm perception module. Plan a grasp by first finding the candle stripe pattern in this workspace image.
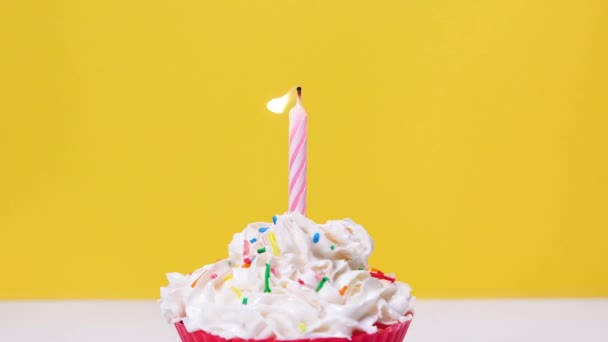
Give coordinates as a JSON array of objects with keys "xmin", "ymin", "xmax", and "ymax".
[{"xmin": 289, "ymin": 99, "xmax": 307, "ymax": 215}]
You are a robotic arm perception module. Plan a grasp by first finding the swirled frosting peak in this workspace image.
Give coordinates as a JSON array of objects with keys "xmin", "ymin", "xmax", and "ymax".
[{"xmin": 160, "ymin": 212, "xmax": 414, "ymax": 340}]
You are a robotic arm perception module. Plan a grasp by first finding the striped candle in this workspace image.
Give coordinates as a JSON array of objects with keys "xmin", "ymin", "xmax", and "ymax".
[{"xmin": 289, "ymin": 87, "xmax": 307, "ymax": 215}]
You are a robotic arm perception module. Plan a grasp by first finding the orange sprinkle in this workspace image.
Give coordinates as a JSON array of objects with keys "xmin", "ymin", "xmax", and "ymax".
[
  {"xmin": 190, "ymin": 269, "xmax": 208, "ymax": 288},
  {"xmin": 191, "ymin": 276, "xmax": 201, "ymax": 288},
  {"xmin": 339, "ymin": 285, "xmax": 348, "ymax": 296},
  {"xmin": 242, "ymin": 263, "xmax": 251, "ymax": 269}
]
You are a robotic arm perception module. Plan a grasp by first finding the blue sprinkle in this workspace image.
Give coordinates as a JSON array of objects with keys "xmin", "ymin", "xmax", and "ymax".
[
  {"xmin": 259, "ymin": 227, "xmax": 269, "ymax": 233},
  {"xmin": 313, "ymin": 232, "xmax": 320, "ymax": 243},
  {"xmin": 250, "ymin": 238, "xmax": 257, "ymax": 243},
  {"xmin": 272, "ymin": 215, "xmax": 278, "ymax": 224}
]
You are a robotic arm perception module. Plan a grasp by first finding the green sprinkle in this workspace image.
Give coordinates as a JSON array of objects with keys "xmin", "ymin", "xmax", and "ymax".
[
  {"xmin": 264, "ymin": 263, "xmax": 271, "ymax": 293},
  {"xmin": 242, "ymin": 297, "xmax": 248, "ymax": 305},
  {"xmin": 257, "ymin": 247, "xmax": 266, "ymax": 253},
  {"xmin": 315, "ymin": 276, "xmax": 329, "ymax": 292},
  {"xmin": 330, "ymin": 245, "xmax": 335, "ymax": 250},
  {"xmin": 358, "ymin": 267, "xmax": 364, "ymax": 270}
]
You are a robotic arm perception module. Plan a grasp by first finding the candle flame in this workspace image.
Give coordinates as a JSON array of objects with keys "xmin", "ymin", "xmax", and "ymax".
[{"xmin": 266, "ymin": 88, "xmax": 296, "ymax": 114}]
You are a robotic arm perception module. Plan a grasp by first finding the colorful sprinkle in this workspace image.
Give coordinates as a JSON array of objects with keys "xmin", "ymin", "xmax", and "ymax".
[
  {"xmin": 299, "ymin": 322, "xmax": 307, "ymax": 332},
  {"xmin": 268, "ymin": 232, "xmax": 280, "ymax": 256},
  {"xmin": 330, "ymin": 245, "xmax": 335, "ymax": 250},
  {"xmin": 231, "ymin": 286, "xmax": 243, "ymax": 299},
  {"xmin": 242, "ymin": 263, "xmax": 251, "ymax": 269},
  {"xmin": 223, "ymin": 274, "xmax": 233, "ymax": 281},
  {"xmin": 312, "ymin": 232, "xmax": 320, "ymax": 243},
  {"xmin": 339, "ymin": 285, "xmax": 348, "ymax": 296},
  {"xmin": 190, "ymin": 269, "xmax": 209, "ymax": 287},
  {"xmin": 250, "ymin": 238, "xmax": 257, "ymax": 243},
  {"xmin": 370, "ymin": 271, "xmax": 396, "ymax": 283},
  {"xmin": 191, "ymin": 276, "xmax": 201, "ymax": 288},
  {"xmin": 257, "ymin": 247, "xmax": 266, "ymax": 254},
  {"xmin": 264, "ymin": 263, "xmax": 271, "ymax": 293},
  {"xmin": 210, "ymin": 274, "xmax": 217, "ymax": 279},
  {"xmin": 314, "ymin": 273, "xmax": 323, "ymax": 281},
  {"xmin": 259, "ymin": 227, "xmax": 269, "ymax": 233},
  {"xmin": 272, "ymin": 215, "xmax": 278, "ymax": 224},
  {"xmin": 242, "ymin": 297, "xmax": 248, "ymax": 305},
  {"xmin": 243, "ymin": 240, "xmax": 250, "ymax": 256},
  {"xmin": 244, "ymin": 258, "xmax": 252, "ymax": 264},
  {"xmin": 298, "ymin": 279, "xmax": 305, "ymax": 285},
  {"xmin": 358, "ymin": 267, "xmax": 364, "ymax": 270},
  {"xmin": 271, "ymin": 267, "xmax": 278, "ymax": 277},
  {"xmin": 315, "ymin": 277, "xmax": 329, "ymax": 292}
]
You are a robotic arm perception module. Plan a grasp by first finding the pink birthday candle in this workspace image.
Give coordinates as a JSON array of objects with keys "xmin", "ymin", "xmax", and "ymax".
[{"xmin": 289, "ymin": 87, "xmax": 307, "ymax": 215}]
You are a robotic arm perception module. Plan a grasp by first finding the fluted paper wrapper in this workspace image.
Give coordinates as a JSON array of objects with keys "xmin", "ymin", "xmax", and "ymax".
[{"xmin": 174, "ymin": 313, "xmax": 413, "ymax": 342}]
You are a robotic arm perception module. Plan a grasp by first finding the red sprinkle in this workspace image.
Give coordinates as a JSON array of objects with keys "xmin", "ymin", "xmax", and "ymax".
[
  {"xmin": 271, "ymin": 267, "xmax": 278, "ymax": 277},
  {"xmin": 298, "ymin": 279, "xmax": 305, "ymax": 285},
  {"xmin": 370, "ymin": 271, "xmax": 395, "ymax": 283},
  {"xmin": 371, "ymin": 268, "xmax": 384, "ymax": 274},
  {"xmin": 314, "ymin": 273, "xmax": 323, "ymax": 281},
  {"xmin": 244, "ymin": 258, "xmax": 251, "ymax": 264},
  {"xmin": 210, "ymin": 274, "xmax": 218, "ymax": 279}
]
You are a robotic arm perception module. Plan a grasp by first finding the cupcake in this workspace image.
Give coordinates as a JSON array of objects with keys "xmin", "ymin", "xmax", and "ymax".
[{"xmin": 160, "ymin": 212, "xmax": 414, "ymax": 342}]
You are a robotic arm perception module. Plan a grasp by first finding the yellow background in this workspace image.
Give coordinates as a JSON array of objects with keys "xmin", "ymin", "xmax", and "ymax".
[{"xmin": 1, "ymin": 0, "xmax": 607, "ymax": 299}]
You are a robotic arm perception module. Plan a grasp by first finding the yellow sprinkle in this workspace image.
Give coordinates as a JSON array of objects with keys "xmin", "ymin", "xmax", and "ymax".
[
  {"xmin": 299, "ymin": 322, "xmax": 306, "ymax": 332},
  {"xmin": 269, "ymin": 232, "xmax": 280, "ymax": 256},
  {"xmin": 231, "ymin": 286, "xmax": 243, "ymax": 299},
  {"xmin": 223, "ymin": 275, "xmax": 233, "ymax": 281}
]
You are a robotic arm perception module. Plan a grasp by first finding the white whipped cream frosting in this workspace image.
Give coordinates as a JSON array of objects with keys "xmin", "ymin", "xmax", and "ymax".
[{"xmin": 160, "ymin": 212, "xmax": 414, "ymax": 340}]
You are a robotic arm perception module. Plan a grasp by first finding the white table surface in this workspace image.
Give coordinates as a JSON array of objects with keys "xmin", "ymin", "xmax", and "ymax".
[{"xmin": 1, "ymin": 300, "xmax": 607, "ymax": 342}]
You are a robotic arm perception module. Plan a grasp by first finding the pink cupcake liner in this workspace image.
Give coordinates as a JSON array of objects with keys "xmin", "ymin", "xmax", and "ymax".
[{"xmin": 174, "ymin": 312, "xmax": 413, "ymax": 342}]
